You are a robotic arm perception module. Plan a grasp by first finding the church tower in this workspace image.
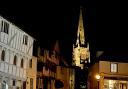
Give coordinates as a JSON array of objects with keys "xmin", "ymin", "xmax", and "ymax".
[{"xmin": 72, "ymin": 7, "xmax": 90, "ymax": 69}]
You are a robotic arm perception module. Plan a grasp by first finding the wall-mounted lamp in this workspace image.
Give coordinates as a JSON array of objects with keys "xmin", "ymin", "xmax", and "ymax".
[
  {"xmin": 95, "ymin": 74, "xmax": 100, "ymax": 81},
  {"xmin": 95, "ymin": 74, "xmax": 100, "ymax": 89}
]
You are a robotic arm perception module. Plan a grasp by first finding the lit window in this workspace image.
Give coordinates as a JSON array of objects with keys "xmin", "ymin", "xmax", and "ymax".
[
  {"xmin": 1, "ymin": 21, "xmax": 9, "ymax": 34},
  {"xmin": 1, "ymin": 50, "xmax": 5, "ymax": 61},
  {"xmin": 23, "ymin": 35, "xmax": 28, "ymax": 45},
  {"xmin": 111, "ymin": 63, "xmax": 118, "ymax": 73}
]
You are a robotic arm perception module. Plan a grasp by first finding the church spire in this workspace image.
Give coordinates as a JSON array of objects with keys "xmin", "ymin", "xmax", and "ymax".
[
  {"xmin": 72, "ymin": 6, "xmax": 90, "ymax": 69},
  {"xmin": 76, "ymin": 6, "xmax": 85, "ymax": 46}
]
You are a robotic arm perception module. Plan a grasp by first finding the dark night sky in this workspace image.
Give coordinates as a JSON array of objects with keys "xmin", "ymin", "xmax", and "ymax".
[{"xmin": 1, "ymin": 0, "xmax": 128, "ymax": 64}]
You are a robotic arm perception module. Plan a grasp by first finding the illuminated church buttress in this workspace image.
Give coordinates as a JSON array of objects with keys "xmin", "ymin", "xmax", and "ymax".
[{"xmin": 72, "ymin": 7, "xmax": 90, "ymax": 69}]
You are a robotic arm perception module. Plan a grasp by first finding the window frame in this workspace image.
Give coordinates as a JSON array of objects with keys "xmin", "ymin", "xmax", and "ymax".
[
  {"xmin": 1, "ymin": 20, "xmax": 9, "ymax": 34},
  {"xmin": 110, "ymin": 63, "xmax": 118, "ymax": 73},
  {"xmin": 23, "ymin": 35, "xmax": 28, "ymax": 45}
]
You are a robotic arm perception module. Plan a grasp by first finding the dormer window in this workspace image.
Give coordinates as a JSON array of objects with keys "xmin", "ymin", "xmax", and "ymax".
[
  {"xmin": 23, "ymin": 35, "xmax": 28, "ymax": 45},
  {"xmin": 1, "ymin": 20, "xmax": 9, "ymax": 34}
]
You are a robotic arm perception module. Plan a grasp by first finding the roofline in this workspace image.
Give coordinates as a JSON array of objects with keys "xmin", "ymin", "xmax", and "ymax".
[{"xmin": 0, "ymin": 15, "xmax": 36, "ymax": 40}]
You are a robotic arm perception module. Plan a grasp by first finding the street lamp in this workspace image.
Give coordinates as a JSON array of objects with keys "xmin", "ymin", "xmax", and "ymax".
[{"xmin": 95, "ymin": 74, "xmax": 100, "ymax": 89}]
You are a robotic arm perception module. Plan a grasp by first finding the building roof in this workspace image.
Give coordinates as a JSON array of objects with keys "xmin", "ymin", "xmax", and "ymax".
[{"xmin": 96, "ymin": 51, "xmax": 128, "ymax": 63}]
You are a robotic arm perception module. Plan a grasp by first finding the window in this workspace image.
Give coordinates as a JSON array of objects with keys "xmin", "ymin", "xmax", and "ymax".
[
  {"xmin": 111, "ymin": 63, "xmax": 118, "ymax": 73},
  {"xmin": 1, "ymin": 21, "xmax": 9, "ymax": 34},
  {"xmin": 1, "ymin": 50, "xmax": 5, "ymax": 61},
  {"xmin": 13, "ymin": 80, "xmax": 15, "ymax": 86},
  {"xmin": 13, "ymin": 55, "xmax": 17, "ymax": 65},
  {"xmin": 30, "ymin": 78, "xmax": 33, "ymax": 89},
  {"xmin": 23, "ymin": 35, "xmax": 28, "ymax": 45},
  {"xmin": 29, "ymin": 59, "xmax": 32, "ymax": 68},
  {"xmin": 21, "ymin": 59, "xmax": 24, "ymax": 68},
  {"xmin": 1, "ymin": 21, "xmax": 3, "ymax": 31},
  {"xmin": 80, "ymin": 59, "xmax": 84, "ymax": 64},
  {"xmin": 2, "ymin": 81, "xmax": 6, "ymax": 89}
]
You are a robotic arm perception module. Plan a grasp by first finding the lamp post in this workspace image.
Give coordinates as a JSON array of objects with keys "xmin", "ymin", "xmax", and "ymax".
[{"xmin": 95, "ymin": 74, "xmax": 100, "ymax": 89}]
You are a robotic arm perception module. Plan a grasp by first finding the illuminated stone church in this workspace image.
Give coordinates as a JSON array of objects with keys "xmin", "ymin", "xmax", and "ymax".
[{"xmin": 72, "ymin": 7, "xmax": 90, "ymax": 69}]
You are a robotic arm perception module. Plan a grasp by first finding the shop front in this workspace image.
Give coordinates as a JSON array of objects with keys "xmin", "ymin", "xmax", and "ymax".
[{"xmin": 103, "ymin": 77, "xmax": 128, "ymax": 89}]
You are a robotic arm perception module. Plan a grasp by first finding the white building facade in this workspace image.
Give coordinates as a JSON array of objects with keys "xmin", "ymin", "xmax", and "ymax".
[{"xmin": 0, "ymin": 16, "xmax": 34, "ymax": 89}]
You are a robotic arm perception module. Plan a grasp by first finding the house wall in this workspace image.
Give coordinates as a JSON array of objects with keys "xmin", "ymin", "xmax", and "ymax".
[
  {"xmin": 99, "ymin": 61, "xmax": 128, "ymax": 76},
  {"xmin": 88, "ymin": 61, "xmax": 128, "ymax": 89},
  {"xmin": 0, "ymin": 16, "xmax": 34, "ymax": 89},
  {"xmin": 26, "ymin": 56, "xmax": 37, "ymax": 89},
  {"xmin": 88, "ymin": 62, "xmax": 99, "ymax": 89},
  {"xmin": 56, "ymin": 66, "xmax": 70, "ymax": 89}
]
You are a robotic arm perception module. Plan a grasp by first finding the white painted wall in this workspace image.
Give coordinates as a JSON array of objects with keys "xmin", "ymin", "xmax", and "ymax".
[
  {"xmin": 0, "ymin": 17, "xmax": 34, "ymax": 56},
  {"xmin": 0, "ymin": 16, "xmax": 34, "ymax": 80}
]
